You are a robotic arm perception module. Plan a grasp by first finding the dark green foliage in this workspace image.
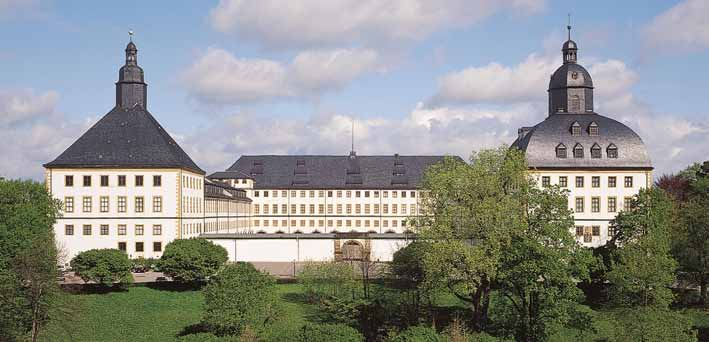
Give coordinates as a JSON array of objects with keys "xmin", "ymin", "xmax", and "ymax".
[
  {"xmin": 0, "ymin": 179, "xmax": 61, "ymax": 341},
  {"xmin": 158, "ymin": 238, "xmax": 228, "ymax": 284},
  {"xmin": 386, "ymin": 325, "xmax": 446, "ymax": 342},
  {"xmin": 297, "ymin": 261, "xmax": 357, "ymax": 303},
  {"xmin": 174, "ymin": 332, "xmax": 239, "ymax": 341},
  {"xmin": 71, "ymin": 248, "xmax": 133, "ymax": 286},
  {"xmin": 607, "ymin": 307, "xmax": 697, "ymax": 342},
  {"xmin": 296, "ymin": 323, "xmax": 364, "ymax": 342},
  {"xmin": 202, "ymin": 262, "xmax": 278, "ymax": 336}
]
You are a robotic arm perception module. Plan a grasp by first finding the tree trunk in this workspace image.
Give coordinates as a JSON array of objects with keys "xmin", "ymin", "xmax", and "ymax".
[
  {"xmin": 471, "ymin": 278, "xmax": 492, "ymax": 331},
  {"xmin": 701, "ymin": 275, "xmax": 707, "ymax": 308}
]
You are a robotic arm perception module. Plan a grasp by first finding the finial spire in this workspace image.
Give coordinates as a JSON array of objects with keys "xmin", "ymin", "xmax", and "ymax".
[
  {"xmin": 129, "ymin": 29, "xmax": 134, "ymax": 42},
  {"xmin": 567, "ymin": 14, "xmax": 571, "ymax": 40}
]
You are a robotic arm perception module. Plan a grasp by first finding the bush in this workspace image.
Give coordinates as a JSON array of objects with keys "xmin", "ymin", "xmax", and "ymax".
[
  {"xmin": 202, "ymin": 262, "xmax": 278, "ymax": 336},
  {"xmin": 298, "ymin": 261, "xmax": 357, "ymax": 303},
  {"xmin": 174, "ymin": 332, "xmax": 238, "ymax": 341},
  {"xmin": 297, "ymin": 323, "xmax": 364, "ymax": 342},
  {"xmin": 608, "ymin": 307, "xmax": 697, "ymax": 342},
  {"xmin": 386, "ymin": 325, "xmax": 447, "ymax": 342},
  {"xmin": 158, "ymin": 238, "xmax": 228, "ymax": 284},
  {"xmin": 70, "ymin": 249, "xmax": 133, "ymax": 286}
]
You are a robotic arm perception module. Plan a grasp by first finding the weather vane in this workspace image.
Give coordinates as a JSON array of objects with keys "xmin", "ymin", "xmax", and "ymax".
[{"xmin": 567, "ymin": 14, "xmax": 572, "ymax": 40}]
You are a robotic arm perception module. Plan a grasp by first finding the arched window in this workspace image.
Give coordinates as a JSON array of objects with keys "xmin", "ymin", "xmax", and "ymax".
[
  {"xmin": 570, "ymin": 121, "xmax": 581, "ymax": 136},
  {"xmin": 607, "ymin": 144, "xmax": 618, "ymax": 158},
  {"xmin": 341, "ymin": 241, "xmax": 365, "ymax": 261},
  {"xmin": 573, "ymin": 143, "xmax": 584, "ymax": 158},
  {"xmin": 588, "ymin": 121, "xmax": 599, "ymax": 136},
  {"xmin": 591, "ymin": 143, "xmax": 602, "ymax": 159},
  {"xmin": 556, "ymin": 143, "xmax": 567, "ymax": 158}
]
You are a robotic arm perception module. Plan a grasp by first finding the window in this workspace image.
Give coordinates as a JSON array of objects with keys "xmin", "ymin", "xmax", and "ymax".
[
  {"xmin": 541, "ymin": 176, "xmax": 550, "ymax": 187},
  {"xmin": 135, "ymin": 242, "xmax": 144, "ymax": 252},
  {"xmin": 318, "ymin": 204, "xmax": 324, "ymax": 214},
  {"xmin": 584, "ymin": 228, "xmax": 592, "ymax": 243},
  {"xmin": 571, "ymin": 122, "xmax": 581, "ymax": 136},
  {"xmin": 383, "ymin": 204, "xmax": 389, "ymax": 214},
  {"xmin": 310, "ymin": 204, "xmax": 315, "ymax": 214},
  {"xmin": 153, "ymin": 242, "xmax": 162, "ymax": 252},
  {"xmin": 591, "ymin": 144, "xmax": 601, "ymax": 159},
  {"xmin": 608, "ymin": 226, "xmax": 616, "ymax": 239},
  {"xmin": 575, "ymin": 176, "xmax": 584, "ymax": 188},
  {"xmin": 575, "ymin": 197, "xmax": 584, "ymax": 213},
  {"xmin": 64, "ymin": 197, "xmax": 74, "ymax": 213},
  {"xmin": 135, "ymin": 197, "xmax": 144, "ymax": 213},
  {"xmin": 624, "ymin": 176, "xmax": 633, "ymax": 188},
  {"xmin": 100, "ymin": 225, "xmax": 109, "ymax": 236},
  {"xmin": 337, "ymin": 191, "xmax": 342, "ymax": 198},
  {"xmin": 118, "ymin": 242, "xmax": 127, "ymax": 252},
  {"xmin": 575, "ymin": 226, "xmax": 584, "ymax": 236},
  {"xmin": 608, "ymin": 176, "xmax": 617, "ymax": 188},
  {"xmin": 118, "ymin": 175, "xmax": 126, "ymax": 186},
  {"xmin": 589, "ymin": 122, "xmax": 599, "ymax": 136},
  {"xmin": 300, "ymin": 190, "xmax": 306, "ymax": 198},
  {"xmin": 82, "ymin": 225, "xmax": 91, "ymax": 236},
  {"xmin": 556, "ymin": 143, "xmax": 567, "ymax": 158},
  {"xmin": 65, "ymin": 175, "xmax": 73, "ymax": 186},
  {"xmin": 337, "ymin": 204, "xmax": 342, "ymax": 214},
  {"xmin": 100, "ymin": 196, "xmax": 109, "ymax": 212},
  {"xmin": 153, "ymin": 196, "xmax": 162, "ymax": 212},
  {"xmin": 118, "ymin": 196, "xmax": 127, "ymax": 213},
  {"xmin": 100, "ymin": 175, "xmax": 109, "ymax": 187},
  {"xmin": 309, "ymin": 190, "xmax": 315, "ymax": 198},
  {"xmin": 607, "ymin": 144, "xmax": 618, "ymax": 158},
  {"xmin": 328, "ymin": 191, "xmax": 333, "ymax": 197},
  {"xmin": 559, "ymin": 176, "xmax": 568, "ymax": 188},
  {"xmin": 135, "ymin": 225, "xmax": 144, "ymax": 236},
  {"xmin": 365, "ymin": 191, "xmax": 370, "ymax": 198},
  {"xmin": 290, "ymin": 204, "xmax": 296, "ymax": 214},
  {"xmin": 153, "ymin": 225, "xmax": 162, "ymax": 235},
  {"xmin": 82, "ymin": 196, "xmax": 92, "ymax": 212},
  {"xmin": 411, "ymin": 191, "xmax": 416, "ymax": 198},
  {"xmin": 608, "ymin": 197, "xmax": 617, "ymax": 213},
  {"xmin": 83, "ymin": 175, "xmax": 91, "ymax": 187},
  {"xmin": 573, "ymin": 143, "xmax": 584, "ymax": 158},
  {"xmin": 263, "ymin": 191, "xmax": 268, "ymax": 197},
  {"xmin": 153, "ymin": 175, "xmax": 161, "ymax": 186},
  {"xmin": 623, "ymin": 197, "xmax": 633, "ymax": 210},
  {"xmin": 592, "ymin": 226, "xmax": 600, "ymax": 236},
  {"xmin": 300, "ymin": 204, "xmax": 306, "ymax": 214},
  {"xmin": 592, "ymin": 176, "xmax": 600, "ymax": 188},
  {"xmin": 346, "ymin": 204, "xmax": 352, "ymax": 214},
  {"xmin": 374, "ymin": 191, "xmax": 379, "ymax": 198},
  {"xmin": 118, "ymin": 224, "xmax": 126, "ymax": 235},
  {"xmin": 318, "ymin": 190, "xmax": 324, "ymax": 197},
  {"xmin": 135, "ymin": 175, "xmax": 143, "ymax": 186},
  {"xmin": 591, "ymin": 197, "xmax": 600, "ymax": 213},
  {"xmin": 65, "ymin": 225, "xmax": 74, "ymax": 235},
  {"xmin": 254, "ymin": 191, "xmax": 259, "ymax": 197}
]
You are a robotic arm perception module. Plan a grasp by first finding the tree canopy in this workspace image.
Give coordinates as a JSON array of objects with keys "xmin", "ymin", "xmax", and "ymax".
[
  {"xmin": 158, "ymin": 238, "xmax": 228, "ymax": 284},
  {"xmin": 71, "ymin": 249, "xmax": 133, "ymax": 286}
]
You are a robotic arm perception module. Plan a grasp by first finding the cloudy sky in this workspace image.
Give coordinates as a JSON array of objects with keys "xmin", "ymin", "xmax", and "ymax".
[{"xmin": 2, "ymin": 0, "xmax": 708, "ymax": 180}]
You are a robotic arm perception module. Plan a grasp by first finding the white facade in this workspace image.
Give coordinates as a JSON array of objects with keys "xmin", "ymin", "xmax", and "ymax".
[{"xmin": 46, "ymin": 168, "xmax": 205, "ymax": 263}]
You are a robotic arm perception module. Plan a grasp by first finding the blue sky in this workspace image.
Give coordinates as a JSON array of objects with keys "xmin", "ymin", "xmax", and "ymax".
[{"xmin": 1, "ymin": 0, "xmax": 708, "ymax": 179}]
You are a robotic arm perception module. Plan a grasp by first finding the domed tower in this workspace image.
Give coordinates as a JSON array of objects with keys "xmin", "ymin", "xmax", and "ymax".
[
  {"xmin": 511, "ymin": 25, "xmax": 653, "ymax": 247},
  {"xmin": 116, "ymin": 37, "xmax": 147, "ymax": 109}
]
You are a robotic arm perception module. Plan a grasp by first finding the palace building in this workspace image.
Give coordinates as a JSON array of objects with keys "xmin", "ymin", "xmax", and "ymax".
[{"xmin": 512, "ymin": 30, "xmax": 653, "ymax": 247}]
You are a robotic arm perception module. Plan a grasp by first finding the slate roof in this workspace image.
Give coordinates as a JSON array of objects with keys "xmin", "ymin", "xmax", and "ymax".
[
  {"xmin": 204, "ymin": 178, "xmax": 250, "ymax": 202},
  {"xmin": 549, "ymin": 63, "xmax": 593, "ymax": 90},
  {"xmin": 213, "ymin": 154, "xmax": 456, "ymax": 189},
  {"xmin": 44, "ymin": 105, "xmax": 204, "ymax": 174},
  {"xmin": 511, "ymin": 113, "xmax": 652, "ymax": 169}
]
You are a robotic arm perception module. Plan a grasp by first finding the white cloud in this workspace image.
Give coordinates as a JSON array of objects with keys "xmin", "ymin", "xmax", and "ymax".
[
  {"xmin": 182, "ymin": 47, "xmax": 381, "ymax": 105},
  {"xmin": 0, "ymin": 89, "xmax": 90, "ymax": 180},
  {"xmin": 643, "ymin": 0, "xmax": 709, "ymax": 52},
  {"xmin": 209, "ymin": 0, "xmax": 545, "ymax": 49}
]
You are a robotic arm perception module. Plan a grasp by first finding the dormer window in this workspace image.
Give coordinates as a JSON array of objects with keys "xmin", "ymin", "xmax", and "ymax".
[
  {"xmin": 591, "ymin": 143, "xmax": 601, "ymax": 159},
  {"xmin": 573, "ymin": 143, "xmax": 584, "ymax": 158},
  {"xmin": 607, "ymin": 144, "xmax": 618, "ymax": 158},
  {"xmin": 589, "ymin": 122, "xmax": 599, "ymax": 136},
  {"xmin": 571, "ymin": 122, "xmax": 581, "ymax": 136},
  {"xmin": 556, "ymin": 143, "xmax": 567, "ymax": 158}
]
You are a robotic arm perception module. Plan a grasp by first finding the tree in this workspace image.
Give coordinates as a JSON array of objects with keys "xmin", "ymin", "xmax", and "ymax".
[
  {"xmin": 391, "ymin": 241, "xmax": 436, "ymax": 320},
  {"xmin": 298, "ymin": 261, "xmax": 357, "ymax": 303},
  {"xmin": 608, "ymin": 307, "xmax": 696, "ymax": 342},
  {"xmin": 70, "ymin": 249, "xmax": 133, "ymax": 286},
  {"xmin": 296, "ymin": 323, "xmax": 364, "ymax": 342},
  {"xmin": 158, "ymin": 238, "xmax": 228, "ymax": 284},
  {"xmin": 202, "ymin": 262, "xmax": 278, "ymax": 336},
  {"xmin": 0, "ymin": 179, "xmax": 62, "ymax": 342},
  {"xmin": 416, "ymin": 148, "xmax": 528, "ymax": 331}
]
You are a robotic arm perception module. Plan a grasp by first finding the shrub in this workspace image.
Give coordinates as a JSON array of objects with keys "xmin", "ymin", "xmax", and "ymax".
[
  {"xmin": 296, "ymin": 323, "xmax": 364, "ymax": 342},
  {"xmin": 158, "ymin": 238, "xmax": 228, "ymax": 284},
  {"xmin": 174, "ymin": 332, "xmax": 238, "ymax": 341},
  {"xmin": 608, "ymin": 307, "xmax": 697, "ymax": 342},
  {"xmin": 386, "ymin": 325, "xmax": 447, "ymax": 342},
  {"xmin": 70, "ymin": 249, "xmax": 133, "ymax": 286},
  {"xmin": 202, "ymin": 262, "xmax": 278, "ymax": 336},
  {"xmin": 298, "ymin": 261, "xmax": 357, "ymax": 303}
]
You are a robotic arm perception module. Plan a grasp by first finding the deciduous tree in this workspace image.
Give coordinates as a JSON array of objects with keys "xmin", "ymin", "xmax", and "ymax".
[{"xmin": 158, "ymin": 238, "xmax": 228, "ymax": 284}]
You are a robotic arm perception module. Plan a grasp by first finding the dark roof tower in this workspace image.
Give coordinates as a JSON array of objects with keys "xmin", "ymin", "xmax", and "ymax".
[
  {"xmin": 548, "ymin": 23, "xmax": 594, "ymax": 116},
  {"xmin": 44, "ymin": 35, "xmax": 204, "ymax": 174},
  {"xmin": 116, "ymin": 33, "xmax": 147, "ymax": 109}
]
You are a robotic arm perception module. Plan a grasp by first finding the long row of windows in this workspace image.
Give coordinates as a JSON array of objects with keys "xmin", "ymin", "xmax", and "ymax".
[
  {"xmin": 65, "ymin": 175, "xmax": 161, "ymax": 187},
  {"xmin": 253, "ymin": 203, "xmax": 419, "ymax": 215},
  {"xmin": 574, "ymin": 225, "xmax": 609, "ymax": 243},
  {"xmin": 65, "ymin": 224, "xmax": 162, "ymax": 236},
  {"xmin": 556, "ymin": 143, "xmax": 617, "ymax": 159},
  {"xmin": 182, "ymin": 175, "xmax": 202, "ymax": 190},
  {"xmin": 117, "ymin": 241, "xmax": 162, "ymax": 253},
  {"xmin": 253, "ymin": 189, "xmax": 417, "ymax": 199},
  {"xmin": 182, "ymin": 196, "xmax": 202, "ymax": 214},
  {"xmin": 541, "ymin": 175, "xmax": 633, "ymax": 188},
  {"xmin": 64, "ymin": 196, "xmax": 162, "ymax": 213},
  {"xmin": 573, "ymin": 196, "xmax": 632, "ymax": 213},
  {"xmin": 253, "ymin": 218, "xmax": 408, "ymax": 229}
]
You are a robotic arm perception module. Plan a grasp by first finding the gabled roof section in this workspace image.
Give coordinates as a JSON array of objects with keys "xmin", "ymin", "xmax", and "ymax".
[
  {"xmin": 222, "ymin": 155, "xmax": 456, "ymax": 189},
  {"xmin": 44, "ymin": 105, "xmax": 204, "ymax": 174}
]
